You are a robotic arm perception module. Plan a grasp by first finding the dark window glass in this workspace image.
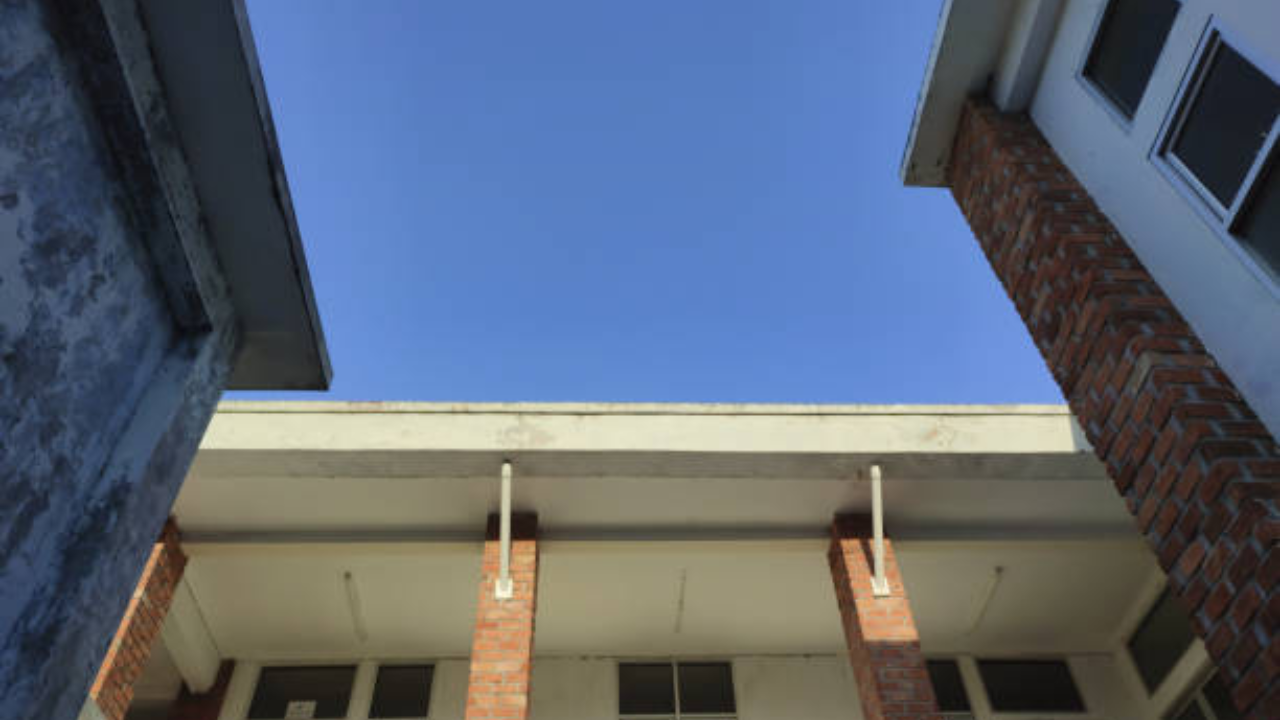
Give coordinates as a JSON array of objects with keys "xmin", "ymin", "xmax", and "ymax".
[
  {"xmin": 370, "ymin": 665, "xmax": 433, "ymax": 718},
  {"xmin": 926, "ymin": 660, "xmax": 970, "ymax": 713},
  {"xmin": 677, "ymin": 663, "xmax": 736, "ymax": 714},
  {"xmin": 619, "ymin": 663, "xmax": 675, "ymax": 715},
  {"xmin": 977, "ymin": 660, "xmax": 1086, "ymax": 713},
  {"xmin": 1128, "ymin": 590, "xmax": 1196, "ymax": 692},
  {"xmin": 1084, "ymin": 0, "xmax": 1181, "ymax": 117},
  {"xmin": 247, "ymin": 666, "xmax": 356, "ymax": 719},
  {"xmin": 1202, "ymin": 673, "xmax": 1243, "ymax": 720},
  {"xmin": 1171, "ymin": 41, "xmax": 1280, "ymax": 206},
  {"xmin": 1238, "ymin": 153, "xmax": 1280, "ymax": 279}
]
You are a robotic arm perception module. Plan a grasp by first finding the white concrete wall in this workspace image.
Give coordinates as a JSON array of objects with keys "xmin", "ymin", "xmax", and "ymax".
[{"xmin": 1029, "ymin": 0, "xmax": 1280, "ymax": 436}]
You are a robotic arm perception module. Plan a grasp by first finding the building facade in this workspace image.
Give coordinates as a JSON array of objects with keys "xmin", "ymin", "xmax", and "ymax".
[
  {"xmin": 901, "ymin": 1, "xmax": 1279, "ymax": 717},
  {"xmin": 86, "ymin": 403, "xmax": 1234, "ymax": 720},
  {"xmin": 0, "ymin": 3, "xmax": 328, "ymax": 719}
]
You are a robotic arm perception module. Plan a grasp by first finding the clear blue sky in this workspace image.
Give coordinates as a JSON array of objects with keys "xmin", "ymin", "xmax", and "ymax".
[{"xmin": 235, "ymin": 1, "xmax": 1063, "ymax": 404}]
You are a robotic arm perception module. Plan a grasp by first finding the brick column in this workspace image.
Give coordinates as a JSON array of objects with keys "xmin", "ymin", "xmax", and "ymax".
[
  {"xmin": 465, "ymin": 513, "xmax": 539, "ymax": 720},
  {"xmin": 89, "ymin": 520, "xmax": 187, "ymax": 720},
  {"xmin": 948, "ymin": 98, "xmax": 1280, "ymax": 719},
  {"xmin": 829, "ymin": 515, "xmax": 941, "ymax": 720}
]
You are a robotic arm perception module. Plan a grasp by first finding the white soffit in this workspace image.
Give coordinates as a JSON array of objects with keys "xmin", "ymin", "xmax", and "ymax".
[{"xmin": 901, "ymin": 0, "xmax": 1018, "ymax": 186}]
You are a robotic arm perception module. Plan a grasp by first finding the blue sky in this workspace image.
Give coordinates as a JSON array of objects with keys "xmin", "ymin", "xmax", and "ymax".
[{"xmin": 236, "ymin": 1, "xmax": 1062, "ymax": 404}]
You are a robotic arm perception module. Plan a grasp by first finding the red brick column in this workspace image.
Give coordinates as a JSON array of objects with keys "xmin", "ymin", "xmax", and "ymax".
[
  {"xmin": 90, "ymin": 520, "xmax": 187, "ymax": 720},
  {"xmin": 465, "ymin": 513, "xmax": 539, "ymax": 720},
  {"xmin": 165, "ymin": 662, "xmax": 233, "ymax": 720},
  {"xmin": 829, "ymin": 515, "xmax": 941, "ymax": 720},
  {"xmin": 948, "ymin": 98, "xmax": 1280, "ymax": 719}
]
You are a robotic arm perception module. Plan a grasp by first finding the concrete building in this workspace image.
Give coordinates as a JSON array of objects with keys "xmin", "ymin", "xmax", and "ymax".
[
  {"xmin": 901, "ymin": 1, "xmax": 1279, "ymax": 718},
  {"xmin": 85, "ymin": 403, "xmax": 1237, "ymax": 720},
  {"xmin": 1, "ymin": 2, "xmax": 328, "ymax": 720}
]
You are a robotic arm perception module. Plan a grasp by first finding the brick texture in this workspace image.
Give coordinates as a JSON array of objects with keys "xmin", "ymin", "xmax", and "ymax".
[
  {"xmin": 465, "ymin": 513, "xmax": 539, "ymax": 720},
  {"xmin": 165, "ymin": 661, "xmax": 232, "ymax": 720},
  {"xmin": 829, "ymin": 515, "xmax": 942, "ymax": 720},
  {"xmin": 89, "ymin": 520, "xmax": 187, "ymax": 720},
  {"xmin": 949, "ymin": 98, "xmax": 1280, "ymax": 719}
]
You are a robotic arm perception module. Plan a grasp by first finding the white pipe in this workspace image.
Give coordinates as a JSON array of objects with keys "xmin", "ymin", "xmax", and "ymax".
[
  {"xmin": 870, "ymin": 464, "xmax": 890, "ymax": 596},
  {"xmin": 496, "ymin": 461, "xmax": 514, "ymax": 599}
]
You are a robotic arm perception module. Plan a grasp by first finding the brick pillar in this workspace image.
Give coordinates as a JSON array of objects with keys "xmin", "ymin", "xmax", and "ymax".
[
  {"xmin": 165, "ymin": 661, "xmax": 233, "ymax": 720},
  {"xmin": 948, "ymin": 98, "xmax": 1280, "ymax": 719},
  {"xmin": 828, "ymin": 515, "xmax": 941, "ymax": 720},
  {"xmin": 465, "ymin": 513, "xmax": 539, "ymax": 720},
  {"xmin": 89, "ymin": 520, "xmax": 187, "ymax": 720}
]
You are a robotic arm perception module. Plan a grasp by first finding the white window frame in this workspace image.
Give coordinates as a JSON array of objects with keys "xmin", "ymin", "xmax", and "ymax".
[
  {"xmin": 1165, "ymin": 673, "xmax": 1238, "ymax": 720},
  {"xmin": 1076, "ymin": 0, "xmax": 1184, "ymax": 132},
  {"xmin": 617, "ymin": 659, "xmax": 738, "ymax": 720},
  {"xmin": 1151, "ymin": 16, "xmax": 1280, "ymax": 294},
  {"xmin": 219, "ymin": 660, "xmax": 436, "ymax": 720}
]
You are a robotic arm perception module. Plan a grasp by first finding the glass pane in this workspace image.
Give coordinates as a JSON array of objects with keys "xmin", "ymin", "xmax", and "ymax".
[
  {"xmin": 1128, "ymin": 590, "xmax": 1196, "ymax": 692},
  {"xmin": 977, "ymin": 660, "xmax": 1086, "ymax": 713},
  {"xmin": 926, "ymin": 660, "xmax": 970, "ymax": 713},
  {"xmin": 247, "ymin": 666, "xmax": 357, "ymax": 719},
  {"xmin": 1084, "ymin": 0, "xmax": 1180, "ymax": 117},
  {"xmin": 677, "ymin": 663, "xmax": 736, "ymax": 714},
  {"xmin": 370, "ymin": 665, "xmax": 433, "ymax": 718},
  {"xmin": 1238, "ymin": 152, "xmax": 1280, "ymax": 281},
  {"xmin": 619, "ymin": 663, "xmax": 675, "ymax": 715},
  {"xmin": 1172, "ymin": 41, "xmax": 1280, "ymax": 206},
  {"xmin": 1202, "ymin": 673, "xmax": 1243, "ymax": 720}
]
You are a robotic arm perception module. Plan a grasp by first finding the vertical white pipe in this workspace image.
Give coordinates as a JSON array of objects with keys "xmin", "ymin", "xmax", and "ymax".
[
  {"xmin": 497, "ymin": 461, "xmax": 513, "ymax": 598},
  {"xmin": 871, "ymin": 464, "xmax": 889, "ymax": 596}
]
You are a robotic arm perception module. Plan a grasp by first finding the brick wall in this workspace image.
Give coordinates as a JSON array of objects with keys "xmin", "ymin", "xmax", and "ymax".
[
  {"xmin": 949, "ymin": 98, "xmax": 1280, "ymax": 719},
  {"xmin": 465, "ymin": 513, "xmax": 539, "ymax": 720},
  {"xmin": 89, "ymin": 521, "xmax": 187, "ymax": 720},
  {"xmin": 828, "ymin": 515, "xmax": 941, "ymax": 720}
]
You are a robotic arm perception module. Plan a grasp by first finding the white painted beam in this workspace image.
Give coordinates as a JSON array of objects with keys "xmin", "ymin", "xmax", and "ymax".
[{"xmin": 161, "ymin": 577, "xmax": 222, "ymax": 693}]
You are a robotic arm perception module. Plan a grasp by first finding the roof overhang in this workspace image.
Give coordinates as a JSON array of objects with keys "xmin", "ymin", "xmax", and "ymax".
[
  {"xmin": 138, "ymin": 0, "xmax": 330, "ymax": 389},
  {"xmin": 900, "ymin": 0, "xmax": 1063, "ymax": 186},
  {"xmin": 178, "ymin": 402, "xmax": 1134, "ymax": 541}
]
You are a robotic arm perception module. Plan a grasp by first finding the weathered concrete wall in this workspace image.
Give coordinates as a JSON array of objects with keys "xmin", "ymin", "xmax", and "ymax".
[{"xmin": 0, "ymin": 2, "xmax": 239, "ymax": 719}]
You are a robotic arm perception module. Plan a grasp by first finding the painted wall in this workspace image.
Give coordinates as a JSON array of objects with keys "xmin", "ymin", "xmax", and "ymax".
[
  {"xmin": 1029, "ymin": 0, "xmax": 1280, "ymax": 436},
  {"xmin": 0, "ymin": 2, "xmax": 237, "ymax": 719}
]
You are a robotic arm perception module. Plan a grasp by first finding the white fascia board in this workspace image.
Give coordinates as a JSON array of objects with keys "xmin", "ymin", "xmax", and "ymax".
[{"xmin": 900, "ymin": 0, "xmax": 1022, "ymax": 186}]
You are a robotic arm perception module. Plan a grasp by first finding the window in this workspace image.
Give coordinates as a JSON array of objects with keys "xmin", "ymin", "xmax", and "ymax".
[
  {"xmin": 248, "ymin": 666, "xmax": 357, "ymax": 719},
  {"xmin": 926, "ymin": 660, "xmax": 973, "ymax": 719},
  {"xmin": 619, "ymin": 662, "xmax": 736, "ymax": 718},
  {"xmin": 369, "ymin": 665, "xmax": 433, "ymax": 719},
  {"xmin": 1083, "ymin": 0, "xmax": 1181, "ymax": 118},
  {"xmin": 1166, "ymin": 673, "xmax": 1242, "ymax": 720},
  {"xmin": 1159, "ymin": 28, "xmax": 1280, "ymax": 283},
  {"xmin": 1128, "ymin": 589, "xmax": 1196, "ymax": 692},
  {"xmin": 977, "ymin": 660, "xmax": 1086, "ymax": 713}
]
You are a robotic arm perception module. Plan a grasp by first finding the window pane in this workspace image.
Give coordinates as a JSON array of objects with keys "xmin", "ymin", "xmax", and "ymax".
[
  {"xmin": 370, "ymin": 665, "xmax": 433, "ymax": 718},
  {"xmin": 677, "ymin": 663, "xmax": 736, "ymax": 714},
  {"xmin": 926, "ymin": 660, "xmax": 970, "ymax": 713},
  {"xmin": 619, "ymin": 663, "xmax": 675, "ymax": 715},
  {"xmin": 1172, "ymin": 42, "xmax": 1280, "ymax": 206},
  {"xmin": 248, "ymin": 666, "xmax": 357, "ymax": 719},
  {"xmin": 977, "ymin": 660, "xmax": 1085, "ymax": 713},
  {"xmin": 1128, "ymin": 590, "xmax": 1196, "ymax": 692},
  {"xmin": 1084, "ymin": 0, "xmax": 1180, "ymax": 117},
  {"xmin": 1202, "ymin": 673, "xmax": 1243, "ymax": 720},
  {"xmin": 1238, "ymin": 153, "xmax": 1280, "ymax": 280}
]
